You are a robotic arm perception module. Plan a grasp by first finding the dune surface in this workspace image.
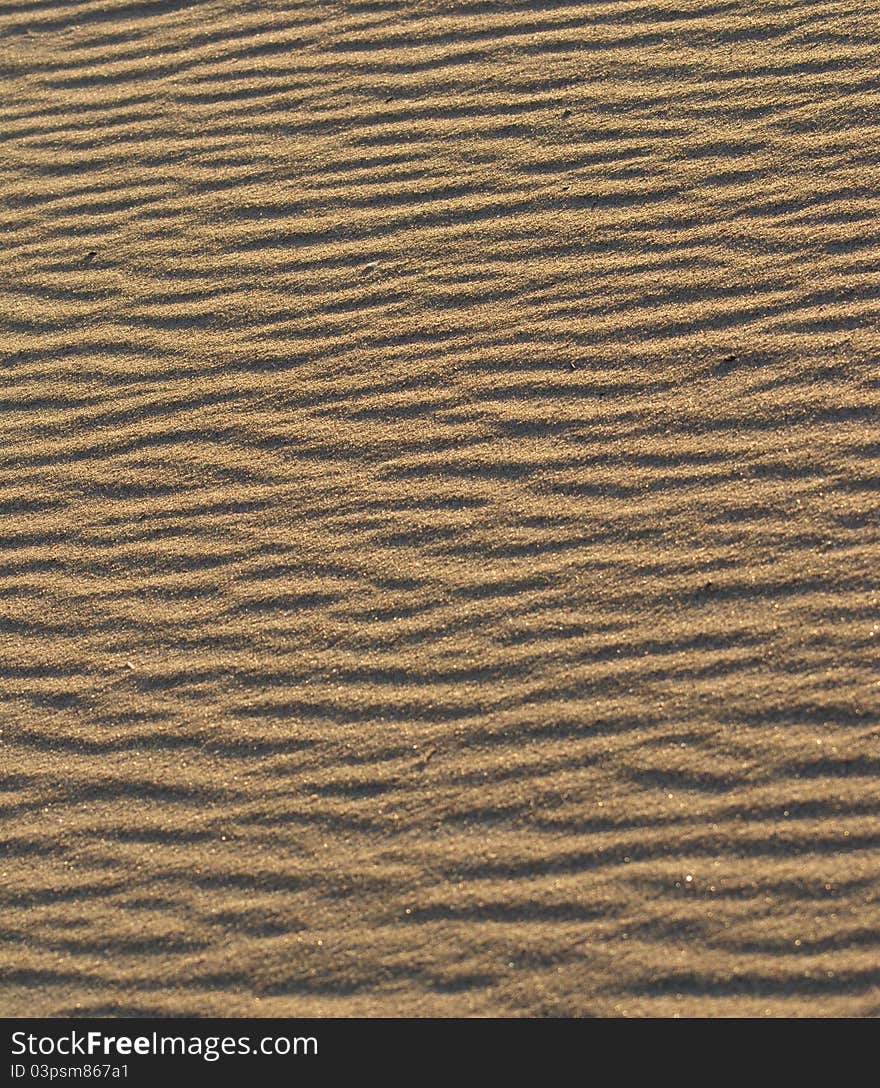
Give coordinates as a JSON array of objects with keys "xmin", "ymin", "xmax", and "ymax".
[{"xmin": 1, "ymin": 0, "xmax": 879, "ymax": 1017}]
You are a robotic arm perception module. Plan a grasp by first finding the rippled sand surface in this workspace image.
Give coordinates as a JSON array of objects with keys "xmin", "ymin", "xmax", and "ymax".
[{"xmin": 1, "ymin": 0, "xmax": 879, "ymax": 1016}]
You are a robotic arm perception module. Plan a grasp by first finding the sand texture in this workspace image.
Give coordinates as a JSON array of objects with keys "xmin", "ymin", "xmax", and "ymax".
[{"xmin": 1, "ymin": 0, "xmax": 879, "ymax": 1017}]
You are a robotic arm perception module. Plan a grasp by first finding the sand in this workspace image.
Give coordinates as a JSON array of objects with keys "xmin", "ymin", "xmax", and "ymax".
[{"xmin": 1, "ymin": 0, "xmax": 878, "ymax": 1018}]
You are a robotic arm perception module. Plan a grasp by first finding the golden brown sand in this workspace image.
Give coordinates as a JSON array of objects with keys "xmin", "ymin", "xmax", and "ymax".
[{"xmin": 1, "ymin": 0, "xmax": 879, "ymax": 1017}]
